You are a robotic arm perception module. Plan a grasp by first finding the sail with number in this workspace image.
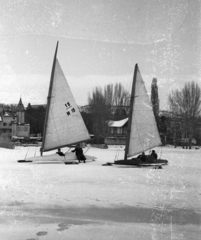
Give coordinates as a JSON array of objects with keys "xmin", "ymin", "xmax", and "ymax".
[
  {"xmin": 41, "ymin": 42, "xmax": 90, "ymax": 153},
  {"xmin": 125, "ymin": 64, "xmax": 161, "ymax": 158}
]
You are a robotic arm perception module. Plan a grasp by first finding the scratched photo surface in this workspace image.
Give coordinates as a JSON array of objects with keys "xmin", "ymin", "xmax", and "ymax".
[{"xmin": 0, "ymin": 1, "xmax": 200, "ymax": 240}]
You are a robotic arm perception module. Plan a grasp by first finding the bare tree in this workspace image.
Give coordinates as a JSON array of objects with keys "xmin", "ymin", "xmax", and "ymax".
[
  {"xmin": 168, "ymin": 81, "xmax": 201, "ymax": 148},
  {"xmin": 104, "ymin": 84, "xmax": 114, "ymax": 106},
  {"xmin": 88, "ymin": 87, "xmax": 108, "ymax": 140},
  {"xmin": 88, "ymin": 83, "xmax": 130, "ymax": 141},
  {"xmin": 113, "ymin": 83, "xmax": 130, "ymax": 106},
  {"xmin": 151, "ymin": 78, "xmax": 166, "ymax": 144}
]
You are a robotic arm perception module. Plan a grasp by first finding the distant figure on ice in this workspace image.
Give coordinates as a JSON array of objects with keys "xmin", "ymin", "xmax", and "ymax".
[
  {"xmin": 72, "ymin": 143, "xmax": 86, "ymax": 163},
  {"xmin": 56, "ymin": 148, "xmax": 65, "ymax": 156}
]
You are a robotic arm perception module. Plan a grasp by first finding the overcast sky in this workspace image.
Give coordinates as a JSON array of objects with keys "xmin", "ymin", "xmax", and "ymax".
[{"xmin": 0, "ymin": 0, "xmax": 200, "ymax": 110}]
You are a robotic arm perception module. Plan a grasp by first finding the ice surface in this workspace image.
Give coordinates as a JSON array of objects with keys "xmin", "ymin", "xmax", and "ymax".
[{"xmin": 0, "ymin": 145, "xmax": 200, "ymax": 240}]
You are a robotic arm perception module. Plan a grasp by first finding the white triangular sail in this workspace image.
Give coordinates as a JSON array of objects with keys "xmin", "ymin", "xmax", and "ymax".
[
  {"xmin": 127, "ymin": 65, "xmax": 161, "ymax": 157},
  {"xmin": 43, "ymin": 56, "xmax": 90, "ymax": 152}
]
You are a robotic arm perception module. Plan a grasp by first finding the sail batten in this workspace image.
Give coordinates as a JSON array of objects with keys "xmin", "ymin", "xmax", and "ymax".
[
  {"xmin": 42, "ymin": 43, "xmax": 90, "ymax": 152},
  {"xmin": 127, "ymin": 65, "xmax": 161, "ymax": 158}
]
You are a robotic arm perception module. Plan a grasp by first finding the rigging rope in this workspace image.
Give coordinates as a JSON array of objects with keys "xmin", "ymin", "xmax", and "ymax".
[
  {"xmin": 114, "ymin": 145, "xmax": 120, "ymax": 161},
  {"xmin": 158, "ymin": 146, "xmax": 164, "ymax": 159},
  {"xmin": 84, "ymin": 144, "xmax": 91, "ymax": 154},
  {"xmin": 34, "ymin": 147, "xmax": 37, "ymax": 157},
  {"xmin": 66, "ymin": 147, "xmax": 71, "ymax": 153},
  {"xmin": 24, "ymin": 147, "xmax": 30, "ymax": 160}
]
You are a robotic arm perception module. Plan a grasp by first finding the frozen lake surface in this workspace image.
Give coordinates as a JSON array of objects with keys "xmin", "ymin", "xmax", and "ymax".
[{"xmin": 0, "ymin": 145, "xmax": 200, "ymax": 240}]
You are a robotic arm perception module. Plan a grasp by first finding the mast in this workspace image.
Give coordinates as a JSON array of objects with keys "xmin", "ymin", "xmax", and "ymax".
[
  {"xmin": 40, "ymin": 41, "xmax": 59, "ymax": 156},
  {"xmin": 124, "ymin": 64, "xmax": 138, "ymax": 160}
]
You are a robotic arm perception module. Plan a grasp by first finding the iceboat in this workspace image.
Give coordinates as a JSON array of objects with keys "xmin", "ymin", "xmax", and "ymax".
[
  {"xmin": 18, "ymin": 152, "xmax": 96, "ymax": 164},
  {"xmin": 112, "ymin": 64, "xmax": 168, "ymax": 166},
  {"xmin": 18, "ymin": 42, "xmax": 96, "ymax": 164}
]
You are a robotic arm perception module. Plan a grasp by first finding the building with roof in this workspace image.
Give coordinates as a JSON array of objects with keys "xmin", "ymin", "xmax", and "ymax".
[
  {"xmin": 105, "ymin": 118, "xmax": 128, "ymax": 145},
  {"xmin": 0, "ymin": 98, "xmax": 30, "ymax": 148}
]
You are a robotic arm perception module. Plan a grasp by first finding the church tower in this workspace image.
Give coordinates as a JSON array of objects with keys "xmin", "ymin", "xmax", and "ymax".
[{"xmin": 16, "ymin": 98, "xmax": 25, "ymax": 124}]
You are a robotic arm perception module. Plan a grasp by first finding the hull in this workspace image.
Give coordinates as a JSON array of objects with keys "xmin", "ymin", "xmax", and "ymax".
[
  {"xmin": 18, "ymin": 152, "xmax": 96, "ymax": 164},
  {"xmin": 114, "ymin": 157, "xmax": 168, "ymax": 166}
]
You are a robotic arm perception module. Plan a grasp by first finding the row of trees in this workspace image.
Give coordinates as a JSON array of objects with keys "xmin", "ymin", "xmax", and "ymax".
[
  {"xmin": 167, "ymin": 81, "xmax": 201, "ymax": 148},
  {"xmin": 151, "ymin": 79, "xmax": 201, "ymax": 147},
  {"xmin": 87, "ymin": 78, "xmax": 201, "ymax": 147},
  {"xmin": 1, "ymin": 79, "xmax": 201, "ymax": 147}
]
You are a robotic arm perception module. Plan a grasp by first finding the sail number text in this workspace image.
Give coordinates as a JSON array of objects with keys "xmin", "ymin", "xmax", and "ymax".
[{"xmin": 65, "ymin": 102, "xmax": 76, "ymax": 116}]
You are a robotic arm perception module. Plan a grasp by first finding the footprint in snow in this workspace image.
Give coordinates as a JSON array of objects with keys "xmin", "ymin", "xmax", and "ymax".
[
  {"xmin": 57, "ymin": 223, "xmax": 70, "ymax": 231},
  {"xmin": 36, "ymin": 231, "xmax": 48, "ymax": 236}
]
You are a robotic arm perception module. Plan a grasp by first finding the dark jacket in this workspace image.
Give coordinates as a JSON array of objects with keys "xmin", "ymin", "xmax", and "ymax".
[
  {"xmin": 72, "ymin": 145, "xmax": 86, "ymax": 161},
  {"xmin": 151, "ymin": 151, "xmax": 157, "ymax": 159},
  {"xmin": 72, "ymin": 146, "xmax": 83, "ymax": 156}
]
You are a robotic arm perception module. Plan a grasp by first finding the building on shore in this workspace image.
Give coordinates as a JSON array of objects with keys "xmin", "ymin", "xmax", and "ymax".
[
  {"xmin": 105, "ymin": 118, "xmax": 128, "ymax": 145},
  {"xmin": 0, "ymin": 98, "xmax": 30, "ymax": 148},
  {"xmin": 105, "ymin": 110, "xmax": 201, "ymax": 147}
]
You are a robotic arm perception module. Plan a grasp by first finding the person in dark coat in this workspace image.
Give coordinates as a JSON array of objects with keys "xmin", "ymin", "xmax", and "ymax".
[{"xmin": 72, "ymin": 144, "xmax": 86, "ymax": 163}]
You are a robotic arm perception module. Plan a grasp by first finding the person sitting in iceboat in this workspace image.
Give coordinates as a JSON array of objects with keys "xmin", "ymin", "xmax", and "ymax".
[
  {"xmin": 151, "ymin": 150, "xmax": 158, "ymax": 160},
  {"xmin": 137, "ymin": 150, "xmax": 158, "ymax": 163},
  {"xmin": 56, "ymin": 148, "xmax": 65, "ymax": 156},
  {"xmin": 137, "ymin": 152, "xmax": 147, "ymax": 162},
  {"xmin": 144, "ymin": 150, "xmax": 157, "ymax": 163}
]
